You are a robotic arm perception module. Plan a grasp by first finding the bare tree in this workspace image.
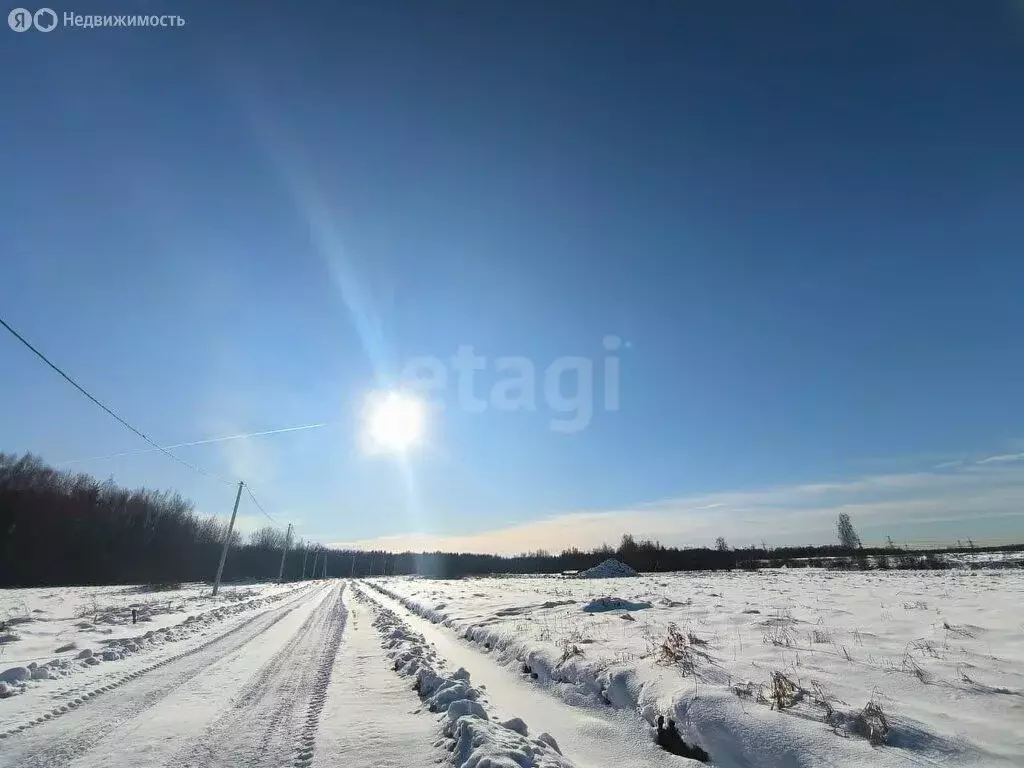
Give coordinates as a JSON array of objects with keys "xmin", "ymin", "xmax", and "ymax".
[
  {"xmin": 715, "ymin": 536, "xmax": 729, "ymax": 551},
  {"xmin": 249, "ymin": 526, "xmax": 287, "ymax": 549},
  {"xmin": 837, "ymin": 513, "xmax": 862, "ymax": 550}
]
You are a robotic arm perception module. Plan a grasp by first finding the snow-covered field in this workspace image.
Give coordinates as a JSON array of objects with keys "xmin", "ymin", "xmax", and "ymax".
[
  {"xmin": 367, "ymin": 567, "xmax": 1024, "ymax": 767},
  {"xmin": 1, "ymin": 571, "xmax": 1020, "ymax": 767},
  {"xmin": 942, "ymin": 550, "xmax": 1024, "ymax": 568}
]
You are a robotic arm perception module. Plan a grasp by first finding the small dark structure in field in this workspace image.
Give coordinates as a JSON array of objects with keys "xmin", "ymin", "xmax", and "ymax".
[{"xmin": 655, "ymin": 715, "xmax": 710, "ymax": 762}]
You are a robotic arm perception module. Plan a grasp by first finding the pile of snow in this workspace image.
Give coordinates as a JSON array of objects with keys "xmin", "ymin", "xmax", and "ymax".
[
  {"xmin": 577, "ymin": 559, "xmax": 637, "ymax": 578},
  {"xmin": 0, "ymin": 667, "xmax": 31, "ymax": 684},
  {"xmin": 582, "ymin": 597, "xmax": 652, "ymax": 613},
  {"xmin": 356, "ymin": 585, "xmax": 576, "ymax": 767}
]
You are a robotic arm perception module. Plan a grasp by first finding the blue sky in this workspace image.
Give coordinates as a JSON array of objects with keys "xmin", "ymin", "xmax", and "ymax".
[{"xmin": 2, "ymin": 2, "xmax": 1023, "ymax": 552}]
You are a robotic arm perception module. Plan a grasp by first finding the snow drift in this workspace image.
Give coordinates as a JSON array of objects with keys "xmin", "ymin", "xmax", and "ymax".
[
  {"xmin": 355, "ymin": 584, "xmax": 577, "ymax": 767},
  {"xmin": 581, "ymin": 597, "xmax": 652, "ymax": 613},
  {"xmin": 577, "ymin": 559, "xmax": 637, "ymax": 578}
]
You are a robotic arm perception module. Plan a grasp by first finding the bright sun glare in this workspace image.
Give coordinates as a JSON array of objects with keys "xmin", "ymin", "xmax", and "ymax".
[{"xmin": 364, "ymin": 391, "xmax": 426, "ymax": 453}]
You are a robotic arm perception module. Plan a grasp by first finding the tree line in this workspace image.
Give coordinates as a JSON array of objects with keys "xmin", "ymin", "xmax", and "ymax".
[
  {"xmin": 2, "ymin": 452, "xmax": 1020, "ymax": 587},
  {"xmin": 366, "ymin": 533, "xmax": 1021, "ymax": 578},
  {"xmin": 0, "ymin": 453, "xmax": 324, "ymax": 586}
]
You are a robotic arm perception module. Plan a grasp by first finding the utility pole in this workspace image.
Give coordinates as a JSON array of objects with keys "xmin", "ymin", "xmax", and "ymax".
[
  {"xmin": 277, "ymin": 523, "xmax": 293, "ymax": 582},
  {"xmin": 369, "ymin": 555, "xmax": 375, "ymax": 577},
  {"xmin": 350, "ymin": 554, "xmax": 356, "ymax": 578},
  {"xmin": 322, "ymin": 550, "xmax": 328, "ymax": 579},
  {"xmin": 311, "ymin": 547, "xmax": 320, "ymax": 580},
  {"xmin": 301, "ymin": 546, "xmax": 309, "ymax": 580},
  {"xmin": 213, "ymin": 481, "xmax": 245, "ymax": 596}
]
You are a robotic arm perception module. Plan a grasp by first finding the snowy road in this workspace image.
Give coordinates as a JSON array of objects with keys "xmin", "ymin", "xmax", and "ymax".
[
  {"xmin": 0, "ymin": 582, "xmax": 347, "ymax": 768},
  {"xmin": 312, "ymin": 587, "xmax": 439, "ymax": 768}
]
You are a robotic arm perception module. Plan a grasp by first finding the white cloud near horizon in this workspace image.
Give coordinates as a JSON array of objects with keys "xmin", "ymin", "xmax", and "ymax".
[{"xmin": 331, "ymin": 453, "xmax": 1024, "ymax": 555}]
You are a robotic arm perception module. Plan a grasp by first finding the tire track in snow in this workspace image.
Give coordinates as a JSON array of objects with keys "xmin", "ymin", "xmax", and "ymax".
[
  {"xmin": 40, "ymin": 584, "xmax": 313, "ymax": 706},
  {"xmin": 310, "ymin": 586, "xmax": 441, "ymax": 768},
  {"xmin": 168, "ymin": 582, "xmax": 348, "ymax": 768},
  {"xmin": 0, "ymin": 584, "xmax": 330, "ymax": 768},
  {"xmin": 0, "ymin": 584, "xmax": 317, "ymax": 742},
  {"xmin": 291, "ymin": 608, "xmax": 345, "ymax": 768}
]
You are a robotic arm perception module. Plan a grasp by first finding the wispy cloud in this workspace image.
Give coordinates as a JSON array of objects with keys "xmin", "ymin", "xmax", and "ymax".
[
  {"xmin": 976, "ymin": 452, "xmax": 1024, "ymax": 465},
  {"xmin": 333, "ymin": 457, "xmax": 1024, "ymax": 555},
  {"xmin": 197, "ymin": 411, "xmax": 281, "ymax": 485}
]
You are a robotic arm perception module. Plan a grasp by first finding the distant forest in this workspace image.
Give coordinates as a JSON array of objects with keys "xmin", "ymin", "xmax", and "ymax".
[{"xmin": 1, "ymin": 452, "xmax": 1021, "ymax": 587}]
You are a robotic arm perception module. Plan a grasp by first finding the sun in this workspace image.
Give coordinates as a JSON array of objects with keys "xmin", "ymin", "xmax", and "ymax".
[{"xmin": 363, "ymin": 391, "xmax": 426, "ymax": 453}]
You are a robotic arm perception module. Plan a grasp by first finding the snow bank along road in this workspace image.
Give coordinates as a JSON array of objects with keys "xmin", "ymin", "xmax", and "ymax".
[
  {"xmin": 358, "ymin": 581, "xmax": 689, "ymax": 768},
  {"xmin": 0, "ymin": 582, "xmax": 346, "ymax": 768}
]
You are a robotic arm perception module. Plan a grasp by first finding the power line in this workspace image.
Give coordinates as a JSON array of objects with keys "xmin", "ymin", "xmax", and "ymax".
[
  {"xmin": 244, "ymin": 484, "xmax": 280, "ymax": 526},
  {"xmin": 56, "ymin": 422, "xmax": 328, "ymax": 466},
  {"xmin": 0, "ymin": 314, "xmax": 235, "ymax": 485},
  {"xmin": 2, "ymin": 314, "xmax": 291, "ymax": 536}
]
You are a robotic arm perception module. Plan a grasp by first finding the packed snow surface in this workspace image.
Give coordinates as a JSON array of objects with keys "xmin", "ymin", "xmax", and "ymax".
[
  {"xmin": 577, "ymin": 559, "xmax": 637, "ymax": 578},
  {"xmin": 0, "ymin": 581, "xmax": 344, "ymax": 767},
  {"xmin": 313, "ymin": 587, "xmax": 439, "ymax": 768},
  {"xmin": 0, "ymin": 581, "xmax": 304, "ymax": 708}
]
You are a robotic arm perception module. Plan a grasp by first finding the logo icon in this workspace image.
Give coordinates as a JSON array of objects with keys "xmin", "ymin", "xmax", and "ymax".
[
  {"xmin": 8, "ymin": 7, "xmax": 33, "ymax": 30},
  {"xmin": 33, "ymin": 7, "xmax": 56, "ymax": 31}
]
